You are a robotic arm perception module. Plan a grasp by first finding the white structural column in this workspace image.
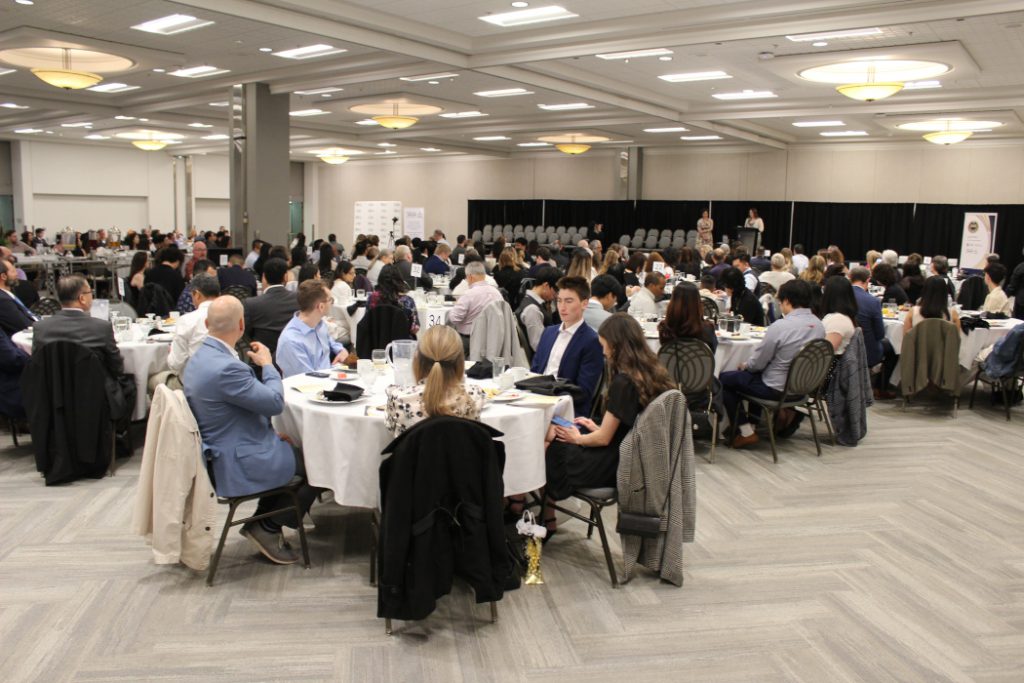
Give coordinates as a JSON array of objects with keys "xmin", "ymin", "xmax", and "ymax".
[
  {"xmin": 10, "ymin": 141, "xmax": 33, "ymax": 231},
  {"xmin": 303, "ymin": 161, "xmax": 319, "ymax": 240}
]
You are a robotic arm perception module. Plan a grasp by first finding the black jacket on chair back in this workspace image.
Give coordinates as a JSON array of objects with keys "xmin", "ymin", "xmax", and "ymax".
[
  {"xmin": 377, "ymin": 416, "xmax": 511, "ymax": 621},
  {"xmin": 356, "ymin": 304, "xmax": 414, "ymax": 358},
  {"xmin": 21, "ymin": 341, "xmax": 113, "ymax": 485}
]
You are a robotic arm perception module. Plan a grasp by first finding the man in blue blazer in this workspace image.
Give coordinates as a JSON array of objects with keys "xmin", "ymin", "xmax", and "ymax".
[
  {"xmin": 849, "ymin": 266, "xmax": 885, "ymax": 368},
  {"xmin": 530, "ymin": 276, "xmax": 605, "ymax": 417},
  {"xmin": 183, "ymin": 295, "xmax": 316, "ymax": 565}
]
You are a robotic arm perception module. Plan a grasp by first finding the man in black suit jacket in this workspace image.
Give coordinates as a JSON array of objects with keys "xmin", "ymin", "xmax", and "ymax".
[
  {"xmin": 218, "ymin": 253, "xmax": 258, "ymax": 296},
  {"xmin": 0, "ymin": 257, "xmax": 38, "ymax": 336},
  {"xmin": 144, "ymin": 246, "xmax": 186, "ymax": 302},
  {"xmin": 394, "ymin": 245, "xmax": 433, "ymax": 290},
  {"xmin": 242, "ymin": 257, "xmax": 298, "ymax": 354}
]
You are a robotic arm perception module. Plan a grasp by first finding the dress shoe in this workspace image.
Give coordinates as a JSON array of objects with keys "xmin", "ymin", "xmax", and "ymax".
[
  {"xmin": 731, "ymin": 432, "xmax": 760, "ymax": 449},
  {"xmin": 240, "ymin": 522, "xmax": 299, "ymax": 565}
]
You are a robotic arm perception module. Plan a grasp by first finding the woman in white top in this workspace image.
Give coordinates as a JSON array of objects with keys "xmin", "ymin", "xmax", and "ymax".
[
  {"xmin": 384, "ymin": 325, "xmax": 486, "ymax": 436},
  {"xmin": 331, "ymin": 261, "xmax": 356, "ymax": 304},
  {"xmin": 744, "ymin": 208, "xmax": 765, "ymax": 233},
  {"xmin": 818, "ymin": 276, "xmax": 858, "ymax": 355},
  {"xmin": 904, "ymin": 276, "xmax": 961, "ymax": 334}
]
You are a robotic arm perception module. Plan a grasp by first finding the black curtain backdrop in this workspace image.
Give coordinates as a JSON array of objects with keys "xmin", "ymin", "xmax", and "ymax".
[
  {"xmin": 635, "ymin": 200, "xmax": 711, "ymax": 234},
  {"xmin": 791, "ymin": 202, "xmax": 915, "ymax": 260},
  {"xmin": 914, "ymin": 204, "xmax": 1024, "ymax": 272},
  {"xmin": 543, "ymin": 200, "xmax": 636, "ymax": 244},
  {"xmin": 466, "ymin": 199, "xmax": 543, "ymax": 233},
  {"xmin": 710, "ymin": 201, "xmax": 792, "ymax": 251}
]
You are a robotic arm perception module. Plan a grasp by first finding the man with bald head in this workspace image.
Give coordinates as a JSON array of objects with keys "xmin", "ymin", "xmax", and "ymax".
[{"xmin": 183, "ymin": 296, "xmax": 317, "ymax": 565}]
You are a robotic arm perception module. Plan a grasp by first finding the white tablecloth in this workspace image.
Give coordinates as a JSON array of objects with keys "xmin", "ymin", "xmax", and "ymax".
[
  {"xmin": 13, "ymin": 325, "xmax": 170, "ymax": 421},
  {"xmin": 341, "ymin": 300, "xmax": 452, "ymax": 348},
  {"xmin": 646, "ymin": 334, "xmax": 760, "ymax": 375},
  {"xmin": 273, "ymin": 372, "xmax": 575, "ymax": 509},
  {"xmin": 883, "ymin": 317, "xmax": 1021, "ymax": 369}
]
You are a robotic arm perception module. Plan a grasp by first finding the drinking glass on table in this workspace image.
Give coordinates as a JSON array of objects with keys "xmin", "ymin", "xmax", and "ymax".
[
  {"xmin": 491, "ymin": 356, "xmax": 507, "ymax": 380},
  {"xmin": 371, "ymin": 349, "xmax": 387, "ymax": 370},
  {"xmin": 356, "ymin": 289, "xmax": 366, "ymax": 299}
]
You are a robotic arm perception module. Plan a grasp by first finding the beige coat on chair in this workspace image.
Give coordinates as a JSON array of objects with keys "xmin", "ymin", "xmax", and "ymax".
[
  {"xmin": 901, "ymin": 318, "xmax": 961, "ymax": 396},
  {"xmin": 132, "ymin": 384, "xmax": 217, "ymax": 571}
]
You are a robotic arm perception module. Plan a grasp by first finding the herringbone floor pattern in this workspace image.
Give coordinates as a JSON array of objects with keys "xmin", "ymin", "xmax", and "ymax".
[{"xmin": 2, "ymin": 400, "xmax": 1023, "ymax": 682}]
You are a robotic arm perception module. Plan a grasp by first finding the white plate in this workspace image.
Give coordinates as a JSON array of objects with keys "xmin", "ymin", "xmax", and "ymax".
[
  {"xmin": 309, "ymin": 392, "xmax": 367, "ymax": 405},
  {"xmin": 490, "ymin": 391, "xmax": 526, "ymax": 402}
]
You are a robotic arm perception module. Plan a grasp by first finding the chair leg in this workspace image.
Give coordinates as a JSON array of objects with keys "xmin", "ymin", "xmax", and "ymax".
[
  {"xmin": 806, "ymin": 407, "xmax": 822, "ymax": 457},
  {"xmin": 953, "ymin": 395, "xmax": 959, "ymax": 419},
  {"xmin": 709, "ymin": 411, "xmax": 718, "ymax": 464},
  {"xmin": 369, "ymin": 510, "xmax": 380, "ymax": 586},
  {"xmin": 586, "ymin": 504, "xmax": 596, "ymax": 539},
  {"xmin": 490, "ymin": 601, "xmax": 498, "ymax": 623},
  {"xmin": 591, "ymin": 504, "xmax": 618, "ymax": 588},
  {"xmin": 9, "ymin": 417, "xmax": 18, "ymax": 447},
  {"xmin": 764, "ymin": 409, "xmax": 778, "ymax": 464},
  {"xmin": 818, "ymin": 398, "xmax": 836, "ymax": 446},
  {"xmin": 969, "ymin": 372, "xmax": 980, "ymax": 409},
  {"xmin": 1001, "ymin": 383, "xmax": 1012, "ymax": 421},
  {"xmin": 207, "ymin": 501, "xmax": 240, "ymax": 587},
  {"xmin": 287, "ymin": 489, "xmax": 311, "ymax": 569},
  {"xmin": 385, "ymin": 617, "xmax": 393, "ymax": 636}
]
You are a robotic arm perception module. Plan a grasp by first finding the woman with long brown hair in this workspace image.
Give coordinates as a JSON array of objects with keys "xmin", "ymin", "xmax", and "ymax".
[
  {"xmin": 658, "ymin": 284, "xmax": 717, "ymax": 351},
  {"xmin": 566, "ymin": 247, "xmax": 597, "ymax": 282},
  {"xmin": 800, "ymin": 254, "xmax": 827, "ymax": 286},
  {"xmin": 543, "ymin": 313, "xmax": 675, "ymax": 537},
  {"xmin": 384, "ymin": 325, "xmax": 486, "ymax": 436},
  {"xmin": 493, "ymin": 246, "xmax": 525, "ymax": 295}
]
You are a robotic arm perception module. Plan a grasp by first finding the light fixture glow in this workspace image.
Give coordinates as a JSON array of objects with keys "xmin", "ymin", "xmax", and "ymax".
[
  {"xmin": 84, "ymin": 134, "xmax": 110, "ymax": 140},
  {"xmin": 377, "ymin": 142, "xmax": 396, "ymax": 147},
  {"xmin": 800, "ymin": 59, "xmax": 950, "ymax": 84},
  {"xmin": 712, "ymin": 90, "xmax": 777, "ymax": 100},
  {"xmin": 792, "ymin": 120, "xmax": 845, "ymax": 127},
  {"xmin": 169, "ymin": 65, "xmax": 229, "ymax": 78},
  {"xmin": 537, "ymin": 102, "xmax": 593, "ymax": 111},
  {"xmin": 644, "ymin": 126, "xmax": 688, "ymax": 133},
  {"xmin": 659, "ymin": 70, "xmax": 731, "ymax": 83},
  {"xmin": 420, "ymin": 147, "xmax": 442, "ymax": 152},
  {"xmin": 0, "ymin": 68, "xmax": 15, "ymax": 76},
  {"xmin": 479, "ymin": 5, "xmax": 578, "ymax": 27},
  {"xmin": 836, "ymin": 82, "xmax": 903, "ymax": 101},
  {"xmin": 820, "ymin": 130, "xmax": 869, "ymax": 137},
  {"xmin": 474, "ymin": 136, "xmax": 510, "ymax": 141},
  {"xmin": 317, "ymin": 152, "xmax": 350, "ymax": 164},
  {"xmin": 555, "ymin": 143, "xmax": 590, "ymax": 155},
  {"xmin": 202, "ymin": 134, "xmax": 229, "ymax": 140},
  {"xmin": 354, "ymin": 119, "xmax": 380, "ymax": 126},
  {"xmin": 259, "ymin": 47, "xmax": 273, "ymax": 53},
  {"xmin": 897, "ymin": 119, "xmax": 1001, "ymax": 132},
  {"xmin": 923, "ymin": 130, "xmax": 972, "ymax": 145},
  {"xmin": 114, "ymin": 115, "xmax": 136, "ymax": 120},
  {"xmin": 188, "ymin": 122, "xmax": 213, "ymax": 128},
  {"xmin": 131, "ymin": 14, "xmax": 214, "ymax": 35},
  {"xmin": 474, "ymin": 88, "xmax": 534, "ymax": 97},
  {"xmin": 812, "ymin": 41, "xmax": 829, "ymax": 47},
  {"xmin": 15, "ymin": 0, "xmax": 35, "ymax": 5},
  {"xmin": 289, "ymin": 108, "xmax": 330, "ymax": 117},
  {"xmin": 0, "ymin": 102, "xmax": 28, "ymax": 109},
  {"xmin": 596, "ymin": 48, "xmax": 673, "ymax": 60},
  {"xmin": 273, "ymin": 44, "xmax": 346, "ymax": 60},
  {"xmin": 680, "ymin": 135, "xmax": 722, "ymax": 141},
  {"xmin": 517, "ymin": 142, "xmax": 551, "ymax": 147},
  {"xmin": 293, "ymin": 87, "xmax": 343, "ymax": 95},
  {"xmin": 14, "ymin": 128, "xmax": 42, "ymax": 134},
  {"xmin": 538, "ymin": 133, "xmax": 608, "ymax": 154},
  {"xmin": 786, "ymin": 27, "xmax": 883, "ymax": 42},
  {"xmin": 60, "ymin": 122, "xmax": 92, "ymax": 127},
  {"xmin": 439, "ymin": 111, "xmax": 488, "ymax": 118},
  {"xmin": 373, "ymin": 115, "xmax": 417, "ymax": 129},
  {"xmin": 87, "ymin": 82, "xmax": 139, "ymax": 93},
  {"xmin": 511, "ymin": 1, "xmax": 529, "ymax": 7},
  {"xmin": 132, "ymin": 140, "xmax": 169, "ymax": 151},
  {"xmin": 29, "ymin": 48, "xmax": 102, "ymax": 89},
  {"xmin": 399, "ymin": 73, "xmax": 459, "ymax": 82},
  {"xmin": 904, "ymin": 80, "xmax": 942, "ymax": 89}
]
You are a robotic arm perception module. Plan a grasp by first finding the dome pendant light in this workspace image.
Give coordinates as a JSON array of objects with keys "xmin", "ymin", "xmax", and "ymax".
[
  {"xmin": 373, "ymin": 103, "xmax": 418, "ymax": 130},
  {"xmin": 923, "ymin": 121, "xmax": 972, "ymax": 145},
  {"xmin": 31, "ymin": 48, "xmax": 103, "ymax": 90},
  {"xmin": 132, "ymin": 139, "xmax": 169, "ymax": 151},
  {"xmin": 836, "ymin": 65, "xmax": 902, "ymax": 102},
  {"xmin": 555, "ymin": 142, "xmax": 591, "ymax": 155}
]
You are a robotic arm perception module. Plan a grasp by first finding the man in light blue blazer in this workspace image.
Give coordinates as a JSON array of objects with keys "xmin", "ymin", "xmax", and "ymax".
[
  {"xmin": 530, "ymin": 276, "xmax": 605, "ymax": 417},
  {"xmin": 183, "ymin": 296, "xmax": 316, "ymax": 565}
]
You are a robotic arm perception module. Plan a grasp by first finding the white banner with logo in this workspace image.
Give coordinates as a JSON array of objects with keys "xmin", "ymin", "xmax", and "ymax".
[
  {"xmin": 959, "ymin": 212, "xmax": 997, "ymax": 270},
  {"xmin": 403, "ymin": 207, "xmax": 425, "ymax": 240}
]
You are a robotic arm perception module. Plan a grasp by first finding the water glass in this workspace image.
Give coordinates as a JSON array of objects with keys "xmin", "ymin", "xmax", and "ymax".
[
  {"xmin": 491, "ymin": 356, "xmax": 507, "ymax": 380},
  {"xmin": 356, "ymin": 289, "xmax": 366, "ymax": 299},
  {"xmin": 371, "ymin": 349, "xmax": 387, "ymax": 370}
]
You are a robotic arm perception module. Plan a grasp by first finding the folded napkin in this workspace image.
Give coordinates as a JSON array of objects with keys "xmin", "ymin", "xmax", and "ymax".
[
  {"xmin": 514, "ymin": 375, "xmax": 586, "ymax": 404},
  {"xmin": 466, "ymin": 359, "xmax": 493, "ymax": 379},
  {"xmin": 322, "ymin": 382, "xmax": 364, "ymax": 402}
]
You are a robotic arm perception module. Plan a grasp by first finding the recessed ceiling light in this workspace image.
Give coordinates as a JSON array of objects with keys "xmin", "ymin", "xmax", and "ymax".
[
  {"xmin": 897, "ymin": 119, "xmax": 1002, "ymax": 132},
  {"xmin": 517, "ymin": 142, "xmax": 551, "ymax": 147},
  {"xmin": 139, "ymin": 118, "xmax": 149, "ymax": 122},
  {"xmin": 812, "ymin": 41, "xmax": 829, "ymax": 47},
  {"xmin": 293, "ymin": 87, "xmax": 344, "ymax": 95},
  {"xmin": 792, "ymin": 120, "xmax": 845, "ymax": 127},
  {"xmin": 60, "ymin": 122, "xmax": 92, "ymax": 127},
  {"xmin": 659, "ymin": 56, "xmax": 673, "ymax": 61},
  {"xmin": 474, "ymin": 135, "xmax": 510, "ymax": 141},
  {"xmin": 479, "ymin": 5, "xmax": 578, "ymax": 27},
  {"xmin": 0, "ymin": 68, "xmax": 15, "ymax": 76},
  {"xmin": 375, "ymin": 150, "xmax": 396, "ymax": 155},
  {"xmin": 659, "ymin": 71, "xmax": 732, "ymax": 83},
  {"xmin": 152, "ymin": 68, "xmax": 166, "ymax": 73},
  {"xmin": 87, "ymin": 82, "xmax": 140, "ymax": 93},
  {"xmin": 820, "ymin": 130, "xmax": 869, "ymax": 137},
  {"xmin": 474, "ymin": 88, "xmax": 533, "ymax": 97},
  {"xmin": 399, "ymin": 73, "xmax": 459, "ymax": 82},
  {"xmin": 799, "ymin": 60, "xmax": 950, "ymax": 84},
  {"xmin": 0, "ymin": 102, "xmax": 29, "ymax": 109},
  {"xmin": 428, "ymin": 81, "xmax": 439, "ymax": 85},
  {"xmin": 354, "ymin": 119, "xmax": 380, "ymax": 125},
  {"xmin": 15, "ymin": 0, "xmax": 34, "ymax": 5},
  {"xmin": 904, "ymin": 80, "xmax": 942, "ymax": 89},
  {"xmin": 680, "ymin": 135, "xmax": 722, "ymax": 141},
  {"xmin": 132, "ymin": 14, "xmax": 214, "ymax": 35},
  {"xmin": 420, "ymin": 147, "xmax": 442, "ymax": 152},
  {"xmin": 439, "ymin": 111, "xmax": 488, "ymax": 118},
  {"xmin": 511, "ymin": 1, "xmax": 529, "ymax": 7},
  {"xmin": 169, "ymin": 65, "xmax": 229, "ymax": 78},
  {"xmin": 84, "ymin": 134, "xmax": 110, "ymax": 140},
  {"xmin": 599, "ymin": 139, "xmax": 633, "ymax": 144},
  {"xmin": 188, "ymin": 122, "xmax": 213, "ymax": 128},
  {"xmin": 596, "ymin": 48, "xmax": 674, "ymax": 60},
  {"xmin": 202, "ymin": 134, "xmax": 230, "ymax": 140},
  {"xmin": 259, "ymin": 47, "xmax": 273, "ymax": 53},
  {"xmin": 273, "ymin": 44, "xmax": 346, "ymax": 60},
  {"xmin": 537, "ymin": 102, "xmax": 593, "ymax": 111},
  {"xmin": 786, "ymin": 27, "xmax": 882, "ymax": 42},
  {"xmin": 644, "ymin": 126, "xmax": 688, "ymax": 133},
  {"xmin": 378, "ymin": 142, "xmax": 396, "ymax": 147},
  {"xmin": 712, "ymin": 89, "xmax": 777, "ymax": 100},
  {"xmin": 114, "ymin": 115, "xmax": 136, "ymax": 120},
  {"xmin": 289, "ymin": 108, "xmax": 330, "ymax": 117},
  {"xmin": 14, "ymin": 128, "xmax": 42, "ymax": 134}
]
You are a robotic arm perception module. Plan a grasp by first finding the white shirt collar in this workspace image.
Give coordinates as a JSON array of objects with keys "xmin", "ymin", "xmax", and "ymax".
[
  {"xmin": 209, "ymin": 335, "xmax": 237, "ymax": 354},
  {"xmin": 560, "ymin": 318, "xmax": 584, "ymax": 335}
]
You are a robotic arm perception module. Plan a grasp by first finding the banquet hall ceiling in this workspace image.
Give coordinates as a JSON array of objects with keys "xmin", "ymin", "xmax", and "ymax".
[{"xmin": 2, "ymin": 0, "xmax": 1024, "ymax": 161}]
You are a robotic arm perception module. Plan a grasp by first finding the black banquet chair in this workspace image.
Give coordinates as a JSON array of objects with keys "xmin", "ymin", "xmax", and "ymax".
[
  {"xmin": 659, "ymin": 338, "xmax": 718, "ymax": 462},
  {"xmin": 701, "ymin": 296, "xmax": 719, "ymax": 322},
  {"xmin": 969, "ymin": 339, "xmax": 1024, "ymax": 421}
]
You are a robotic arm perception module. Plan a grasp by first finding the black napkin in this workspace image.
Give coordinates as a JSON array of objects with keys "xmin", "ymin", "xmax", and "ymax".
[
  {"xmin": 322, "ymin": 382, "xmax": 364, "ymax": 402},
  {"xmin": 514, "ymin": 375, "xmax": 586, "ymax": 403},
  {"xmin": 466, "ymin": 359, "xmax": 493, "ymax": 379}
]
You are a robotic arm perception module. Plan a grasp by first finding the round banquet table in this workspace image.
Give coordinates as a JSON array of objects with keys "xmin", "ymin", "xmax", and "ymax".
[
  {"xmin": 338, "ymin": 299, "xmax": 452, "ymax": 348},
  {"xmin": 883, "ymin": 316, "xmax": 1022, "ymax": 370},
  {"xmin": 13, "ymin": 323, "xmax": 171, "ymax": 421},
  {"xmin": 646, "ymin": 331, "xmax": 761, "ymax": 375},
  {"xmin": 273, "ymin": 371, "xmax": 575, "ymax": 509}
]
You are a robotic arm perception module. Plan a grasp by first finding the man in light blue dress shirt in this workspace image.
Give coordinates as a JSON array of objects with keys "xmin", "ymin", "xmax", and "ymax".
[{"xmin": 275, "ymin": 280, "xmax": 349, "ymax": 378}]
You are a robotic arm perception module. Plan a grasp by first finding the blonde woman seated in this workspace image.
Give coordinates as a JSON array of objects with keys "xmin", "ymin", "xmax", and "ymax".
[{"xmin": 384, "ymin": 325, "xmax": 487, "ymax": 436}]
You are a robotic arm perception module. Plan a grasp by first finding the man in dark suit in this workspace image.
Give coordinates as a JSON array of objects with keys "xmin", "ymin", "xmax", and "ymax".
[
  {"xmin": 849, "ymin": 266, "xmax": 886, "ymax": 368},
  {"xmin": 31, "ymin": 274, "xmax": 131, "ymax": 420},
  {"xmin": 184, "ymin": 295, "xmax": 316, "ymax": 564},
  {"xmin": 529, "ymin": 276, "xmax": 605, "ymax": 417},
  {"xmin": 242, "ymin": 258, "xmax": 297, "ymax": 355},
  {"xmin": 144, "ymin": 246, "xmax": 186, "ymax": 302},
  {"xmin": 394, "ymin": 244, "xmax": 433, "ymax": 290},
  {"xmin": 218, "ymin": 253, "xmax": 258, "ymax": 296},
  {"xmin": 0, "ymin": 258, "xmax": 37, "ymax": 336}
]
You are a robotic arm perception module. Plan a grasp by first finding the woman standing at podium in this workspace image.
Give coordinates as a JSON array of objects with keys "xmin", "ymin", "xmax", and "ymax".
[
  {"xmin": 696, "ymin": 209, "xmax": 714, "ymax": 249},
  {"xmin": 744, "ymin": 207, "xmax": 765, "ymax": 252}
]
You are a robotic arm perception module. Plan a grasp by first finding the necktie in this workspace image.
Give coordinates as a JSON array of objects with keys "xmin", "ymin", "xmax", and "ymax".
[{"xmin": 10, "ymin": 293, "xmax": 38, "ymax": 321}]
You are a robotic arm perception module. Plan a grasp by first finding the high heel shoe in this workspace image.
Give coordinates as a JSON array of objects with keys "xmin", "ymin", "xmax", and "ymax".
[{"xmin": 542, "ymin": 517, "xmax": 557, "ymax": 544}]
